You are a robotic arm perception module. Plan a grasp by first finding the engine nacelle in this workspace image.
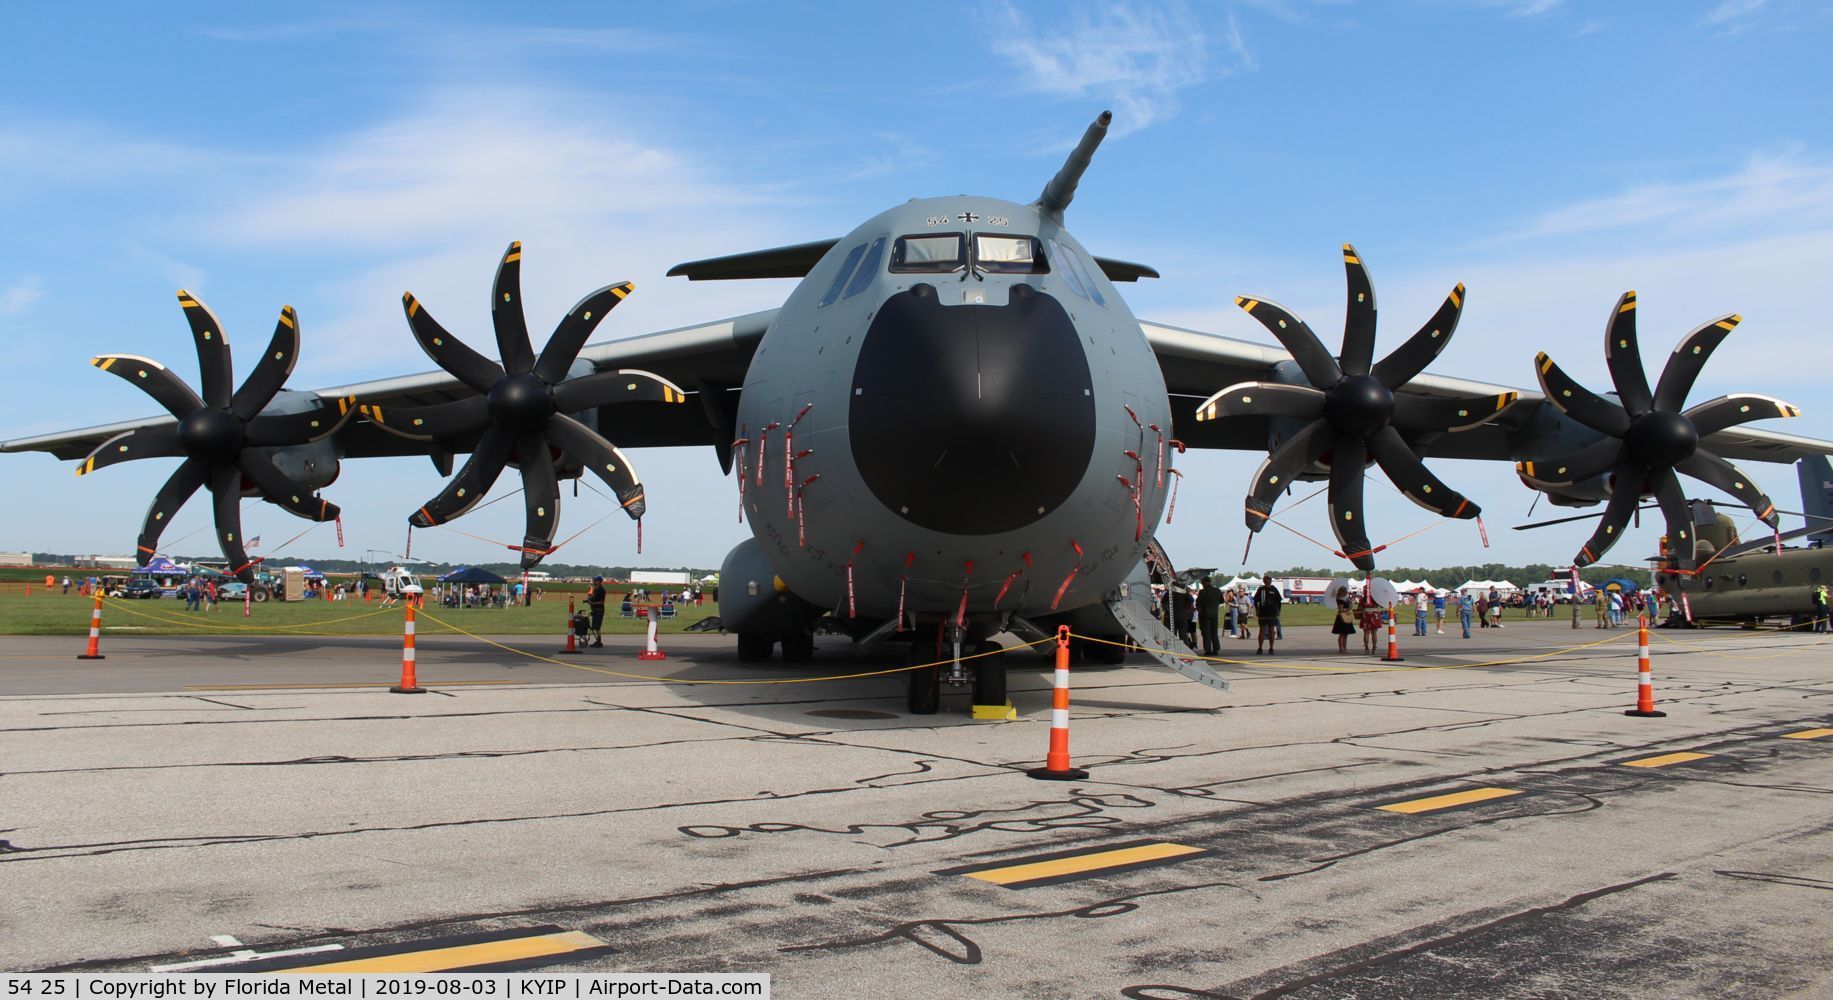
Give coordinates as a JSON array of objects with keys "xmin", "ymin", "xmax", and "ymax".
[
  {"xmin": 1521, "ymin": 469, "xmax": 1614, "ymax": 508},
  {"xmin": 251, "ymin": 390, "xmax": 342, "ymax": 493},
  {"xmin": 717, "ymin": 536, "xmax": 823, "ymax": 636}
]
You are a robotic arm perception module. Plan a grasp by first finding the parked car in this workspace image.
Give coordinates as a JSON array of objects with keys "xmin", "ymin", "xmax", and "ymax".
[{"xmin": 123, "ymin": 578, "xmax": 161, "ymax": 599}]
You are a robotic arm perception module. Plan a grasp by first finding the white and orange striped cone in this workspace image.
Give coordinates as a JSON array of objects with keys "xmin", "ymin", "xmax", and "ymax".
[
  {"xmin": 1381, "ymin": 605, "xmax": 1405, "ymax": 662},
  {"xmin": 1626, "ymin": 616, "xmax": 1665, "ymax": 717},
  {"xmin": 391, "ymin": 603, "xmax": 425, "ymax": 694},
  {"xmin": 638, "ymin": 613, "xmax": 667, "ymax": 660},
  {"xmin": 1029, "ymin": 626, "xmax": 1089, "ymax": 780},
  {"xmin": 76, "ymin": 591, "xmax": 104, "ymax": 660},
  {"xmin": 557, "ymin": 597, "xmax": 580, "ymax": 655}
]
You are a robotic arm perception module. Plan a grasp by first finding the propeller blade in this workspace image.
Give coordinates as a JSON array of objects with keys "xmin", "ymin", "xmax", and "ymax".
[
  {"xmin": 238, "ymin": 447, "xmax": 340, "ymax": 522},
  {"xmin": 1603, "ymin": 291, "xmax": 1653, "ymax": 416},
  {"xmin": 1339, "ymin": 244, "xmax": 1377, "ymax": 377},
  {"xmin": 244, "ymin": 394, "xmax": 360, "ymax": 446},
  {"xmin": 1685, "ymin": 393, "xmax": 1802, "ymax": 439},
  {"xmin": 91, "ymin": 354, "xmax": 204, "ymax": 419},
  {"xmin": 209, "ymin": 463, "xmax": 255, "ymax": 582},
  {"xmin": 1573, "ymin": 466, "xmax": 1644, "ymax": 567},
  {"xmin": 1367, "ymin": 426, "xmax": 1478, "ymax": 519},
  {"xmin": 1677, "ymin": 449, "xmax": 1782, "ymax": 528},
  {"xmin": 1244, "ymin": 419, "xmax": 1334, "ymax": 531},
  {"xmin": 533, "ymin": 281, "xmax": 635, "ymax": 385},
  {"xmin": 551, "ymin": 367, "xmax": 690, "ymax": 414},
  {"xmin": 491, "ymin": 242, "xmax": 536, "ymax": 374},
  {"xmin": 1372, "ymin": 283, "xmax": 1465, "ymax": 389},
  {"xmin": 1391, "ymin": 389, "xmax": 1519, "ymax": 433},
  {"xmin": 1515, "ymin": 436, "xmax": 1625, "ymax": 488},
  {"xmin": 1194, "ymin": 381, "xmax": 1325, "ymax": 423},
  {"xmin": 1534, "ymin": 352, "xmax": 1630, "ymax": 436},
  {"xmin": 76, "ymin": 425, "xmax": 181, "ymax": 477},
  {"xmin": 231, "ymin": 306, "xmax": 301, "ymax": 420},
  {"xmin": 1652, "ymin": 313, "xmax": 1739, "ymax": 412},
  {"xmin": 1235, "ymin": 296, "xmax": 1343, "ymax": 388},
  {"xmin": 409, "ymin": 426, "xmax": 513, "ymax": 527},
  {"xmin": 545, "ymin": 413, "xmax": 647, "ymax": 520},
  {"xmin": 401, "ymin": 291, "xmax": 505, "ymax": 393},
  {"xmin": 357, "ymin": 396, "xmax": 490, "ymax": 442},
  {"xmin": 1326, "ymin": 435, "xmax": 1375, "ymax": 571},
  {"xmin": 176, "ymin": 290, "xmax": 234, "ymax": 409},
  {"xmin": 516, "ymin": 430, "xmax": 560, "ymax": 568},
  {"xmin": 1650, "ymin": 467, "xmax": 1696, "ymax": 572},
  {"xmin": 136, "ymin": 458, "xmax": 208, "ymax": 564}
]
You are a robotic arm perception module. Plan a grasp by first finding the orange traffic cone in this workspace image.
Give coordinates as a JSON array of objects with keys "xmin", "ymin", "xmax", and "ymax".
[
  {"xmin": 1029, "ymin": 626, "xmax": 1089, "ymax": 780},
  {"xmin": 1381, "ymin": 605, "xmax": 1405, "ymax": 662},
  {"xmin": 391, "ymin": 604, "xmax": 425, "ymax": 694},
  {"xmin": 77, "ymin": 592, "xmax": 105, "ymax": 660},
  {"xmin": 1626, "ymin": 616, "xmax": 1665, "ymax": 717}
]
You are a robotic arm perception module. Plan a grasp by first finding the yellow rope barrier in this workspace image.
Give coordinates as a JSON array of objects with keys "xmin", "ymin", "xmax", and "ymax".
[
  {"xmin": 99, "ymin": 595, "xmax": 404, "ymax": 633},
  {"xmin": 414, "ymin": 607, "xmax": 1058, "ymax": 686},
  {"xmin": 1067, "ymin": 628, "xmax": 1642, "ymax": 674}
]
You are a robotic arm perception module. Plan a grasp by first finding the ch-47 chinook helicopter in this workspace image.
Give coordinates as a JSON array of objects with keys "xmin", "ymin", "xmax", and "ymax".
[{"xmin": 9, "ymin": 111, "xmax": 1833, "ymax": 714}]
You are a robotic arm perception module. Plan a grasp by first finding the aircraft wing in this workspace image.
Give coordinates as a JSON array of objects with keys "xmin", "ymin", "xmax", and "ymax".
[
  {"xmin": 0, "ymin": 309, "xmax": 776, "ymax": 467},
  {"xmin": 1142, "ymin": 319, "xmax": 1833, "ymax": 465}
]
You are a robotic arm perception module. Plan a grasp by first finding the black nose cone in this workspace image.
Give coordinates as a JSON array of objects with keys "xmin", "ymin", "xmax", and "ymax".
[{"xmin": 849, "ymin": 285, "xmax": 1095, "ymax": 535}]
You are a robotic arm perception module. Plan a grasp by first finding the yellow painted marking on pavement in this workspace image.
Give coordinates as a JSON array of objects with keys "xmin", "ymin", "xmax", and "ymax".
[
  {"xmin": 1621, "ymin": 751, "xmax": 1712, "ymax": 768},
  {"xmin": 273, "ymin": 930, "xmax": 603, "ymax": 974},
  {"xmin": 963, "ymin": 842, "xmax": 1205, "ymax": 886},
  {"xmin": 1376, "ymin": 787, "xmax": 1522, "ymax": 814},
  {"xmin": 1782, "ymin": 728, "xmax": 1833, "ymax": 740}
]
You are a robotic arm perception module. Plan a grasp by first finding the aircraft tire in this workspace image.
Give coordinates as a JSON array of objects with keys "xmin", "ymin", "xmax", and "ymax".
[
  {"xmin": 971, "ymin": 640, "xmax": 1006, "ymax": 705},
  {"xmin": 780, "ymin": 632, "xmax": 815, "ymax": 662},
  {"xmin": 736, "ymin": 633, "xmax": 776, "ymax": 662},
  {"xmin": 907, "ymin": 642, "xmax": 941, "ymax": 715}
]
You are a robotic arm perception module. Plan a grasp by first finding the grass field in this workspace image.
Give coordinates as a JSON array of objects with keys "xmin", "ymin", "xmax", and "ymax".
[{"xmin": 0, "ymin": 588, "xmax": 721, "ymax": 637}]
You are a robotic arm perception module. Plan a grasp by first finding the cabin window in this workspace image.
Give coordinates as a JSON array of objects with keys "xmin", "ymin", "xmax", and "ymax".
[
  {"xmin": 843, "ymin": 236, "xmax": 887, "ymax": 299},
  {"xmin": 1737, "ymin": 573, "xmax": 1748, "ymax": 587},
  {"xmin": 820, "ymin": 242, "xmax": 868, "ymax": 307},
  {"xmin": 891, "ymin": 234, "xmax": 965, "ymax": 273},
  {"xmin": 974, "ymin": 235, "xmax": 1049, "ymax": 274}
]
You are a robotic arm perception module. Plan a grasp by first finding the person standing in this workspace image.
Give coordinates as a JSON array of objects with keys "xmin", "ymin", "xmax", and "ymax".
[
  {"xmin": 1489, "ymin": 590, "xmax": 1504, "ymax": 629},
  {"xmin": 1254, "ymin": 574, "xmax": 1283, "ymax": 655},
  {"xmin": 1358, "ymin": 589, "xmax": 1381, "ymax": 654},
  {"xmin": 1475, "ymin": 593, "xmax": 1489, "ymax": 628},
  {"xmin": 1459, "ymin": 590, "xmax": 1475, "ymax": 638},
  {"xmin": 1813, "ymin": 584, "xmax": 1829, "ymax": 633},
  {"xmin": 1197, "ymin": 578, "xmax": 1223, "ymax": 656},
  {"xmin": 1413, "ymin": 590, "xmax": 1429, "ymax": 637},
  {"xmin": 1332, "ymin": 589, "xmax": 1357, "ymax": 654},
  {"xmin": 587, "ymin": 576, "xmax": 608, "ymax": 647},
  {"xmin": 1172, "ymin": 586, "xmax": 1196, "ymax": 650},
  {"xmin": 1433, "ymin": 589, "xmax": 1447, "ymax": 634}
]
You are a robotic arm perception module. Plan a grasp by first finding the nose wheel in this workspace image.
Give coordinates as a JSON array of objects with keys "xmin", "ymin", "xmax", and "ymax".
[{"xmin": 905, "ymin": 632, "xmax": 1005, "ymax": 715}]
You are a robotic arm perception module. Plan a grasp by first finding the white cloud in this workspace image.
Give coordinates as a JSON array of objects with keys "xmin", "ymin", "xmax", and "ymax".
[
  {"xmin": 0, "ymin": 276, "xmax": 43, "ymax": 315},
  {"xmin": 1703, "ymin": 0, "xmax": 1768, "ymax": 28},
  {"xmin": 985, "ymin": 1, "xmax": 1216, "ymax": 133},
  {"xmin": 1490, "ymin": 150, "xmax": 1833, "ymax": 244}
]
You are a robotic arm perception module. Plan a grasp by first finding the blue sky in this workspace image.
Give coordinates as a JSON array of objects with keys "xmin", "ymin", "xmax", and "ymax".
[{"xmin": 3, "ymin": 0, "xmax": 1830, "ymax": 574}]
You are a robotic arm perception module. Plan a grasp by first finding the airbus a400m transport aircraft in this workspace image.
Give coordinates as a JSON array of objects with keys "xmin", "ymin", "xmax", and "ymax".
[{"xmin": 7, "ymin": 111, "xmax": 1832, "ymax": 713}]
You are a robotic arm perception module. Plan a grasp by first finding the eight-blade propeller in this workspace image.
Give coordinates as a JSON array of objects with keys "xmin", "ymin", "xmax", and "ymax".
[
  {"xmin": 79, "ymin": 293, "xmax": 351, "ymax": 581},
  {"xmin": 364, "ymin": 242, "xmax": 687, "ymax": 568},
  {"xmin": 1518, "ymin": 292, "xmax": 1800, "ymax": 570},
  {"xmin": 1196, "ymin": 245, "xmax": 1517, "ymax": 571}
]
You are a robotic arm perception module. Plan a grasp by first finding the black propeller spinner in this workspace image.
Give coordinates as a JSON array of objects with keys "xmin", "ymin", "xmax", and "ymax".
[
  {"xmin": 79, "ymin": 292, "xmax": 351, "ymax": 582},
  {"xmin": 1518, "ymin": 291, "xmax": 1800, "ymax": 570},
  {"xmin": 364, "ymin": 242, "xmax": 687, "ymax": 568},
  {"xmin": 1196, "ymin": 245, "xmax": 1517, "ymax": 571}
]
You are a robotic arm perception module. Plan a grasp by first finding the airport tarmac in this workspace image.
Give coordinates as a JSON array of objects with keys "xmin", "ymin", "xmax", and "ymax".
[{"xmin": 3, "ymin": 620, "xmax": 1832, "ymax": 996}]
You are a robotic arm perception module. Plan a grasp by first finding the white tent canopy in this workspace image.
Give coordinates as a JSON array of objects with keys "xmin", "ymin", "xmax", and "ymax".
[{"xmin": 1456, "ymin": 579, "xmax": 1520, "ymax": 594}]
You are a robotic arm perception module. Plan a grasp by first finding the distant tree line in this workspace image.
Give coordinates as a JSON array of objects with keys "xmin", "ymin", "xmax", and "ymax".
[
  {"xmin": 1245, "ymin": 563, "xmax": 1653, "ymax": 590},
  {"xmin": 33, "ymin": 553, "xmax": 719, "ymax": 578}
]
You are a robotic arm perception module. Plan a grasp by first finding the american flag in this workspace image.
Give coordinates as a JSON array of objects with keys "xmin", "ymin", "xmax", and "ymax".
[{"xmin": 246, "ymin": 535, "xmax": 261, "ymax": 549}]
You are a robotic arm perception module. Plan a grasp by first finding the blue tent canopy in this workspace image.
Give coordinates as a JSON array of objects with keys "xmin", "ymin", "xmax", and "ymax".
[
  {"xmin": 440, "ymin": 566, "xmax": 506, "ymax": 585},
  {"xmin": 131, "ymin": 557, "xmax": 188, "ymax": 576},
  {"xmin": 1601, "ymin": 577, "xmax": 1640, "ymax": 594}
]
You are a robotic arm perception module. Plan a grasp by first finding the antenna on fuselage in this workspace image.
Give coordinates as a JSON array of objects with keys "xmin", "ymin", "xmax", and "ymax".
[{"xmin": 1034, "ymin": 110, "xmax": 1112, "ymax": 224}]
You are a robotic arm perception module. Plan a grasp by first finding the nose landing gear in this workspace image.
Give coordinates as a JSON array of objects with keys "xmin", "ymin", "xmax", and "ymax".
[{"xmin": 904, "ymin": 622, "xmax": 1009, "ymax": 716}]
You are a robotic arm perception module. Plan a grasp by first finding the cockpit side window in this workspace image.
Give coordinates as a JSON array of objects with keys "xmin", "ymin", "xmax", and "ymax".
[
  {"xmin": 1060, "ymin": 245, "xmax": 1106, "ymax": 305},
  {"xmin": 891, "ymin": 234, "xmax": 965, "ymax": 273},
  {"xmin": 842, "ymin": 236, "xmax": 887, "ymax": 299},
  {"xmin": 974, "ymin": 235, "xmax": 1048, "ymax": 274},
  {"xmin": 819, "ymin": 242, "xmax": 868, "ymax": 307},
  {"xmin": 1046, "ymin": 238, "xmax": 1089, "ymax": 300}
]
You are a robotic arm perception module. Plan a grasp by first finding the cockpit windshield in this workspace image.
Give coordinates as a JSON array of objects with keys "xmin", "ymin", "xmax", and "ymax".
[
  {"xmin": 973, "ymin": 234, "xmax": 1048, "ymax": 274},
  {"xmin": 891, "ymin": 234, "xmax": 966, "ymax": 273}
]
